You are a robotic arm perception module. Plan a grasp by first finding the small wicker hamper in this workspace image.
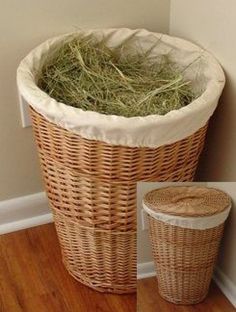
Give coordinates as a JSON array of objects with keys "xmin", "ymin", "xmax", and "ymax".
[
  {"xmin": 143, "ymin": 186, "xmax": 231, "ymax": 304},
  {"xmin": 17, "ymin": 28, "xmax": 225, "ymax": 294}
]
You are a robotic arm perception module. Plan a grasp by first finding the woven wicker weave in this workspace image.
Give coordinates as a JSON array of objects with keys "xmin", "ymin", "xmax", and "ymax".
[
  {"xmin": 143, "ymin": 186, "xmax": 231, "ymax": 304},
  {"xmin": 30, "ymin": 107, "xmax": 208, "ymax": 294}
]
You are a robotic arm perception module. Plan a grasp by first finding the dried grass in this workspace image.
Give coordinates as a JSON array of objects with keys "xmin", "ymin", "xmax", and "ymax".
[{"xmin": 38, "ymin": 35, "xmax": 196, "ymax": 117}]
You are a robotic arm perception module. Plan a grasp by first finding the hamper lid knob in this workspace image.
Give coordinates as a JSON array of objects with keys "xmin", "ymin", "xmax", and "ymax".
[{"xmin": 143, "ymin": 186, "xmax": 231, "ymax": 218}]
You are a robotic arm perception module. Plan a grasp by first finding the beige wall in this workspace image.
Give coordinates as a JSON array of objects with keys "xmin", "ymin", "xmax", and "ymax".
[
  {"xmin": 0, "ymin": 0, "xmax": 170, "ymax": 201},
  {"xmin": 170, "ymin": 0, "xmax": 236, "ymax": 181}
]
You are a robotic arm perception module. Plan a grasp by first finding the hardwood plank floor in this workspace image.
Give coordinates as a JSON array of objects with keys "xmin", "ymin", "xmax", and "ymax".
[
  {"xmin": 137, "ymin": 277, "xmax": 235, "ymax": 312},
  {"xmin": 0, "ymin": 224, "xmax": 136, "ymax": 312},
  {"xmin": 1, "ymin": 224, "xmax": 235, "ymax": 312}
]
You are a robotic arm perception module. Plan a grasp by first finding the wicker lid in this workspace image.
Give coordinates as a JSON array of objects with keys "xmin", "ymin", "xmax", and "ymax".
[{"xmin": 143, "ymin": 186, "xmax": 231, "ymax": 217}]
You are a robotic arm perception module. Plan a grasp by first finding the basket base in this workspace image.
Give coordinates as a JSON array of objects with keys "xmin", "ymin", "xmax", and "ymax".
[
  {"xmin": 64, "ymin": 264, "xmax": 136, "ymax": 295},
  {"xmin": 159, "ymin": 290, "xmax": 207, "ymax": 305}
]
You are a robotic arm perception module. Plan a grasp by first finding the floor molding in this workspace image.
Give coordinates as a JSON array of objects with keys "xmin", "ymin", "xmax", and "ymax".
[
  {"xmin": 213, "ymin": 267, "xmax": 236, "ymax": 308},
  {"xmin": 0, "ymin": 192, "xmax": 53, "ymax": 235},
  {"xmin": 137, "ymin": 261, "xmax": 156, "ymax": 279},
  {"xmin": 0, "ymin": 213, "xmax": 53, "ymax": 235}
]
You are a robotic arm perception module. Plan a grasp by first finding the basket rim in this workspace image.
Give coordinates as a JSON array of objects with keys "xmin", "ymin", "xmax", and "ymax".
[
  {"xmin": 143, "ymin": 184, "xmax": 232, "ymax": 218},
  {"xmin": 17, "ymin": 28, "xmax": 225, "ymax": 147}
]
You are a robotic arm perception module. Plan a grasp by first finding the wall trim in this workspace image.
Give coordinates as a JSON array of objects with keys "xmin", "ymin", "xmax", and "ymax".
[
  {"xmin": 137, "ymin": 261, "xmax": 156, "ymax": 279},
  {"xmin": 0, "ymin": 192, "xmax": 53, "ymax": 235},
  {"xmin": 0, "ymin": 213, "xmax": 53, "ymax": 235},
  {"xmin": 213, "ymin": 267, "xmax": 236, "ymax": 308}
]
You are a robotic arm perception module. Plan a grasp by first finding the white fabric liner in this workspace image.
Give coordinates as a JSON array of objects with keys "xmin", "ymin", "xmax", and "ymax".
[
  {"xmin": 142, "ymin": 202, "xmax": 231, "ymax": 230},
  {"xmin": 17, "ymin": 28, "xmax": 225, "ymax": 148}
]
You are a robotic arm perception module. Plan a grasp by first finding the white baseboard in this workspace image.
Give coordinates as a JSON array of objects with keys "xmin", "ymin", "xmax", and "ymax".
[
  {"xmin": 0, "ymin": 192, "xmax": 53, "ymax": 235},
  {"xmin": 213, "ymin": 267, "xmax": 236, "ymax": 308},
  {"xmin": 0, "ymin": 213, "xmax": 53, "ymax": 235},
  {"xmin": 137, "ymin": 261, "xmax": 236, "ymax": 308},
  {"xmin": 137, "ymin": 261, "xmax": 156, "ymax": 279}
]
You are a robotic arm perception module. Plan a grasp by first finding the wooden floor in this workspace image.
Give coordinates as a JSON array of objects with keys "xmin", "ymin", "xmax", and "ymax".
[
  {"xmin": 137, "ymin": 277, "xmax": 236, "ymax": 312},
  {"xmin": 0, "ymin": 224, "xmax": 136, "ymax": 312},
  {"xmin": 1, "ymin": 224, "xmax": 235, "ymax": 312}
]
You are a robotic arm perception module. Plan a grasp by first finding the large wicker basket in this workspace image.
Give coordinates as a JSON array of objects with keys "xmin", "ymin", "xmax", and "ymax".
[
  {"xmin": 30, "ymin": 108, "xmax": 207, "ymax": 293},
  {"xmin": 17, "ymin": 28, "xmax": 225, "ymax": 294},
  {"xmin": 143, "ymin": 186, "xmax": 231, "ymax": 304}
]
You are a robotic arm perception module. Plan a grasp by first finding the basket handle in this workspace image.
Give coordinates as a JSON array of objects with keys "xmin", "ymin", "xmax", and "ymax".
[{"xmin": 171, "ymin": 195, "xmax": 201, "ymax": 204}]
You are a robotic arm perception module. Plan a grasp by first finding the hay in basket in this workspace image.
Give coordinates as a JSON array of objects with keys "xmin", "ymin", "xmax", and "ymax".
[{"xmin": 38, "ymin": 34, "xmax": 196, "ymax": 117}]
